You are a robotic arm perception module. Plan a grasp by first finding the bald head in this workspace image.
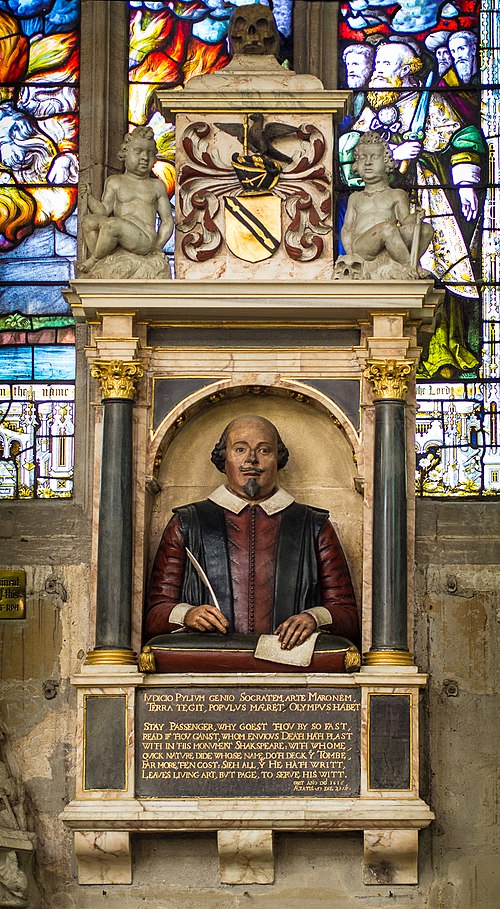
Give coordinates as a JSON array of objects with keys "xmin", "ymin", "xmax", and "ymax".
[{"xmin": 211, "ymin": 415, "xmax": 289, "ymax": 501}]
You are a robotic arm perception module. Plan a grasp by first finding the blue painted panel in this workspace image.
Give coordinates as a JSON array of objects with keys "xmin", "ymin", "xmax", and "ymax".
[
  {"xmin": 0, "ymin": 346, "xmax": 33, "ymax": 380},
  {"xmin": 0, "ymin": 285, "xmax": 71, "ymax": 315},
  {"xmin": 0, "ymin": 259, "xmax": 72, "ymax": 283},
  {"xmin": 0, "ymin": 225, "xmax": 56, "ymax": 260},
  {"xmin": 33, "ymin": 346, "xmax": 75, "ymax": 380}
]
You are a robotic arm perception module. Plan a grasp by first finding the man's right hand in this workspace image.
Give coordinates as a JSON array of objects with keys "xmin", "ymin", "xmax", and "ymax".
[
  {"xmin": 392, "ymin": 140, "xmax": 421, "ymax": 162},
  {"xmin": 184, "ymin": 605, "xmax": 229, "ymax": 634}
]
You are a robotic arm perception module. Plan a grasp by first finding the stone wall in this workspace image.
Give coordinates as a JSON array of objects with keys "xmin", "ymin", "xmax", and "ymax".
[{"xmin": 0, "ymin": 501, "xmax": 497, "ymax": 908}]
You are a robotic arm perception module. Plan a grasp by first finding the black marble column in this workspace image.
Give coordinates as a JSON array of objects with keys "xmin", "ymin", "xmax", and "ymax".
[
  {"xmin": 364, "ymin": 361, "xmax": 413, "ymax": 666},
  {"xmin": 87, "ymin": 360, "xmax": 143, "ymax": 665}
]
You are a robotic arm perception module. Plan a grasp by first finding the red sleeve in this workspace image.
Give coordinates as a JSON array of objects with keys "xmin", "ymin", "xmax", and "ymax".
[
  {"xmin": 145, "ymin": 514, "xmax": 187, "ymax": 637},
  {"xmin": 316, "ymin": 519, "xmax": 360, "ymax": 644}
]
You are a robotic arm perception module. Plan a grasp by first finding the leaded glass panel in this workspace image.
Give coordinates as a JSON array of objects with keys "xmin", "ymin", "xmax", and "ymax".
[
  {"xmin": 0, "ymin": 0, "xmax": 79, "ymax": 499},
  {"xmin": 338, "ymin": 0, "xmax": 500, "ymax": 495}
]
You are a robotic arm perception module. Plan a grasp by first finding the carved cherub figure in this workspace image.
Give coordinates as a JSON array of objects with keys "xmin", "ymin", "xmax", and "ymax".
[
  {"xmin": 79, "ymin": 126, "xmax": 173, "ymax": 278},
  {"xmin": 335, "ymin": 132, "xmax": 433, "ymax": 281}
]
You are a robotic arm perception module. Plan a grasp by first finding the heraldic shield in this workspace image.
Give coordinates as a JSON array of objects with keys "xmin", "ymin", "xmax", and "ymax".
[{"xmin": 224, "ymin": 193, "xmax": 282, "ymax": 262}]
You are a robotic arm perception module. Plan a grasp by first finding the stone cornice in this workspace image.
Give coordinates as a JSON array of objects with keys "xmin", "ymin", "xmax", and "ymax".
[{"xmin": 65, "ymin": 280, "xmax": 442, "ymax": 325}]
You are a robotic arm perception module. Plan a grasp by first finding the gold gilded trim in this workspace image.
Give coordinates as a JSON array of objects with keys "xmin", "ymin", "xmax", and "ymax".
[
  {"xmin": 138, "ymin": 645, "xmax": 156, "ymax": 673},
  {"xmin": 364, "ymin": 359, "xmax": 414, "ymax": 401},
  {"xmin": 91, "ymin": 359, "xmax": 144, "ymax": 400},
  {"xmin": 344, "ymin": 646, "xmax": 361, "ymax": 672},
  {"xmin": 84, "ymin": 648, "xmax": 137, "ymax": 666},
  {"xmin": 363, "ymin": 649, "xmax": 414, "ymax": 666}
]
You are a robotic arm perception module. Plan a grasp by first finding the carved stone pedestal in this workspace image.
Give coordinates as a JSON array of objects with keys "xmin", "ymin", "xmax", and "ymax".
[
  {"xmin": 363, "ymin": 828, "xmax": 418, "ymax": 885},
  {"xmin": 74, "ymin": 831, "xmax": 131, "ymax": 886},
  {"xmin": 218, "ymin": 830, "xmax": 275, "ymax": 885},
  {"xmin": 61, "ymin": 666, "xmax": 433, "ymax": 886}
]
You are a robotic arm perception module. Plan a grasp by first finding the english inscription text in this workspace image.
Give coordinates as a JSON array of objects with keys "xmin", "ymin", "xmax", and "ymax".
[{"xmin": 135, "ymin": 687, "xmax": 361, "ymax": 798}]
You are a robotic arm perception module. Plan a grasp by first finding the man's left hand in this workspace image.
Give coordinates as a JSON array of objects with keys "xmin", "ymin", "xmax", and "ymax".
[
  {"xmin": 458, "ymin": 186, "xmax": 478, "ymax": 221},
  {"xmin": 275, "ymin": 613, "xmax": 316, "ymax": 650}
]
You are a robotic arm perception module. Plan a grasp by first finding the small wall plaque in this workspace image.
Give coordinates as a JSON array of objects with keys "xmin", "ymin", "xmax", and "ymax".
[{"xmin": 0, "ymin": 569, "xmax": 26, "ymax": 619}]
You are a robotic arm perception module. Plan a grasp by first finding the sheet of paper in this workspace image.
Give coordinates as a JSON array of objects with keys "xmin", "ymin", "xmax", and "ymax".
[{"xmin": 254, "ymin": 631, "xmax": 320, "ymax": 667}]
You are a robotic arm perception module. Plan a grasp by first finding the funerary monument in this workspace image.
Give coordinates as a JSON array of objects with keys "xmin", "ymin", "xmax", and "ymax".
[{"xmin": 59, "ymin": 4, "xmax": 439, "ymax": 888}]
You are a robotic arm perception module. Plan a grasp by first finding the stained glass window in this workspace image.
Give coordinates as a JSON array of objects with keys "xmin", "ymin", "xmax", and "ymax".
[
  {"xmin": 128, "ymin": 0, "xmax": 294, "ymax": 206},
  {"xmin": 338, "ymin": 0, "xmax": 500, "ymax": 496},
  {"xmin": 0, "ymin": 0, "xmax": 79, "ymax": 498}
]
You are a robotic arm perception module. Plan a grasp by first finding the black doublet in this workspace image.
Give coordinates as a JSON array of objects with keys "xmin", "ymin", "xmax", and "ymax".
[{"xmin": 174, "ymin": 500, "xmax": 329, "ymax": 632}]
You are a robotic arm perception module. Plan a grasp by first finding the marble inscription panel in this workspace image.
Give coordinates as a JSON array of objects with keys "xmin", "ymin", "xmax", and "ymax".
[
  {"xmin": 368, "ymin": 694, "xmax": 411, "ymax": 791},
  {"xmin": 84, "ymin": 695, "xmax": 127, "ymax": 791},
  {"xmin": 135, "ymin": 687, "xmax": 361, "ymax": 798}
]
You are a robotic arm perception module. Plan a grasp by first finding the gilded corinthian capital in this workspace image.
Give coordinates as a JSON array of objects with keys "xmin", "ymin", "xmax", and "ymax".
[
  {"xmin": 91, "ymin": 359, "xmax": 144, "ymax": 400},
  {"xmin": 364, "ymin": 359, "xmax": 414, "ymax": 401}
]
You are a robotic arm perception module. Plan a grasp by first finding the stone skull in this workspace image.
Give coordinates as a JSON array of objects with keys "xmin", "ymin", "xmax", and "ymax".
[
  {"xmin": 228, "ymin": 4, "xmax": 280, "ymax": 57},
  {"xmin": 333, "ymin": 254, "xmax": 366, "ymax": 280}
]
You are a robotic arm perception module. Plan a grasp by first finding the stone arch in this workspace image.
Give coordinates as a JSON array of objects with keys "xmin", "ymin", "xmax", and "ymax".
[{"xmin": 149, "ymin": 377, "xmax": 361, "ymax": 474}]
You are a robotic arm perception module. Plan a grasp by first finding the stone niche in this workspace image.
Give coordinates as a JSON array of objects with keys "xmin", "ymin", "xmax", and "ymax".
[{"xmin": 149, "ymin": 393, "xmax": 363, "ymax": 610}]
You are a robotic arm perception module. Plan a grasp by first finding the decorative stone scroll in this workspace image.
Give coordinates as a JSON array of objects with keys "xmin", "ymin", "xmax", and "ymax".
[{"xmin": 160, "ymin": 3, "xmax": 347, "ymax": 282}]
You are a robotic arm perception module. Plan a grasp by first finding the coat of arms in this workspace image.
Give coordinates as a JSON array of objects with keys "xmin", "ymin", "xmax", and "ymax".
[{"xmin": 176, "ymin": 113, "xmax": 332, "ymax": 267}]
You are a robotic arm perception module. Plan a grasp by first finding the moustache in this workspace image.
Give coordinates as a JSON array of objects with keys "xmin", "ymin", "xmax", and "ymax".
[{"xmin": 240, "ymin": 467, "xmax": 264, "ymax": 474}]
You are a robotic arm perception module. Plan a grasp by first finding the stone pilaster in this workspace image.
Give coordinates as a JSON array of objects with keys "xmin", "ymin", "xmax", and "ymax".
[
  {"xmin": 85, "ymin": 360, "xmax": 144, "ymax": 666},
  {"xmin": 363, "ymin": 359, "xmax": 415, "ymax": 666}
]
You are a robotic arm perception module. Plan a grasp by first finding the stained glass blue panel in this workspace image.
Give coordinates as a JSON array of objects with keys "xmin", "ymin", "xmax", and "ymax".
[
  {"xmin": 0, "ymin": 347, "xmax": 32, "ymax": 380},
  {"xmin": 33, "ymin": 346, "xmax": 75, "ymax": 380}
]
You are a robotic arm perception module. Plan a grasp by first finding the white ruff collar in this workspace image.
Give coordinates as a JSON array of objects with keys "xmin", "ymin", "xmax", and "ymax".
[{"xmin": 208, "ymin": 485, "xmax": 294, "ymax": 515}]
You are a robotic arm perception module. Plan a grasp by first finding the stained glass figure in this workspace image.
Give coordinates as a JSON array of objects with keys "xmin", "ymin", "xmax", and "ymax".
[{"xmin": 338, "ymin": 0, "xmax": 500, "ymax": 495}]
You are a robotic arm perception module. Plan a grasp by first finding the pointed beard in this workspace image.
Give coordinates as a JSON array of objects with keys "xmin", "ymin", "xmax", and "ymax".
[
  {"xmin": 455, "ymin": 59, "xmax": 474, "ymax": 82},
  {"xmin": 243, "ymin": 477, "xmax": 261, "ymax": 499},
  {"xmin": 367, "ymin": 89, "xmax": 401, "ymax": 109}
]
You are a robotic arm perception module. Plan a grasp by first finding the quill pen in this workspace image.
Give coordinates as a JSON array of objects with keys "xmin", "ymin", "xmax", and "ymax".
[{"xmin": 185, "ymin": 548, "xmax": 221, "ymax": 611}]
